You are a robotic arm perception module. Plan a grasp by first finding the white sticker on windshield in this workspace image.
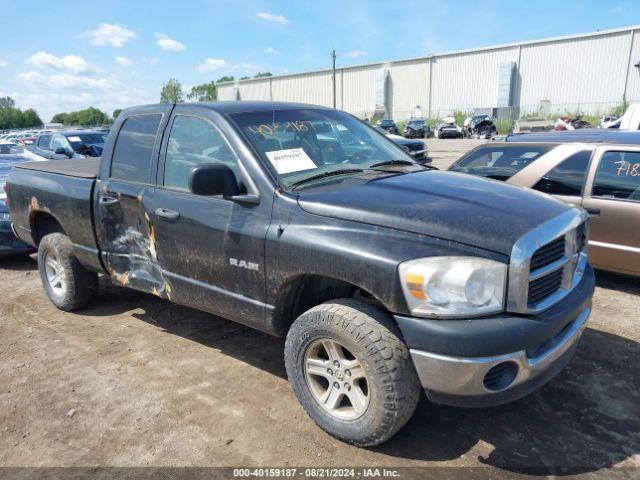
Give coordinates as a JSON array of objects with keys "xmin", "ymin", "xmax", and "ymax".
[
  {"xmin": 67, "ymin": 136, "xmax": 82, "ymax": 142},
  {"xmin": 265, "ymin": 148, "xmax": 317, "ymax": 174}
]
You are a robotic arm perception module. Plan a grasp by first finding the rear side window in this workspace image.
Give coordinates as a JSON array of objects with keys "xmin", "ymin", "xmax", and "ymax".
[
  {"xmin": 450, "ymin": 145, "xmax": 552, "ymax": 181},
  {"xmin": 37, "ymin": 135, "xmax": 51, "ymax": 150},
  {"xmin": 110, "ymin": 114, "xmax": 162, "ymax": 183},
  {"xmin": 533, "ymin": 150, "xmax": 591, "ymax": 196},
  {"xmin": 591, "ymin": 151, "xmax": 640, "ymax": 202}
]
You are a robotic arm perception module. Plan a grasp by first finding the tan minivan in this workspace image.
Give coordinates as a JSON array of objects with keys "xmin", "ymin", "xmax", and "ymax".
[{"xmin": 449, "ymin": 142, "xmax": 640, "ymax": 276}]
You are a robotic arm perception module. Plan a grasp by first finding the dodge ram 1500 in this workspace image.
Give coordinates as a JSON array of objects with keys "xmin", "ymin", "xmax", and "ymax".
[{"xmin": 7, "ymin": 102, "xmax": 594, "ymax": 446}]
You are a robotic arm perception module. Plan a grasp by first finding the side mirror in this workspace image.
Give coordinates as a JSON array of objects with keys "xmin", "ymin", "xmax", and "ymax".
[
  {"xmin": 54, "ymin": 147, "xmax": 67, "ymax": 155},
  {"xmin": 189, "ymin": 163, "xmax": 240, "ymax": 197}
]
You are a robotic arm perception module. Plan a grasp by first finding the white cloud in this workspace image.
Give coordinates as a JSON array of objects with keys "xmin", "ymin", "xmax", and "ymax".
[
  {"xmin": 27, "ymin": 51, "xmax": 96, "ymax": 74},
  {"xmin": 257, "ymin": 12, "xmax": 289, "ymax": 24},
  {"xmin": 264, "ymin": 47, "xmax": 280, "ymax": 54},
  {"xmin": 343, "ymin": 49, "xmax": 367, "ymax": 58},
  {"xmin": 86, "ymin": 23, "xmax": 137, "ymax": 47},
  {"xmin": 155, "ymin": 33, "xmax": 186, "ymax": 52},
  {"xmin": 142, "ymin": 57, "xmax": 160, "ymax": 66},
  {"xmin": 115, "ymin": 56, "xmax": 133, "ymax": 67},
  {"xmin": 0, "ymin": 60, "xmax": 7, "ymax": 68},
  {"xmin": 197, "ymin": 58, "xmax": 231, "ymax": 73},
  {"xmin": 18, "ymin": 71, "xmax": 114, "ymax": 90},
  {"xmin": 12, "ymin": 70, "xmax": 155, "ymax": 121}
]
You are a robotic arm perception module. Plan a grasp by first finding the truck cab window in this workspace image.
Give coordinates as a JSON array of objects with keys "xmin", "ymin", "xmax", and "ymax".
[
  {"xmin": 37, "ymin": 134, "xmax": 52, "ymax": 150},
  {"xmin": 533, "ymin": 150, "xmax": 591, "ymax": 196},
  {"xmin": 110, "ymin": 114, "xmax": 162, "ymax": 183},
  {"xmin": 51, "ymin": 135, "xmax": 67, "ymax": 151},
  {"xmin": 592, "ymin": 151, "xmax": 640, "ymax": 201},
  {"xmin": 163, "ymin": 115, "xmax": 237, "ymax": 191}
]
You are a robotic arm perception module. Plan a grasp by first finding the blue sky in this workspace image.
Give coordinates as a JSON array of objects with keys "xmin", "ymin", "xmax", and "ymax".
[{"xmin": 1, "ymin": 0, "xmax": 639, "ymax": 121}]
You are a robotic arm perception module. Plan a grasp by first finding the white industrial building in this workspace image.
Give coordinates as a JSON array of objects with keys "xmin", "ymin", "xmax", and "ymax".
[{"xmin": 217, "ymin": 25, "xmax": 640, "ymax": 121}]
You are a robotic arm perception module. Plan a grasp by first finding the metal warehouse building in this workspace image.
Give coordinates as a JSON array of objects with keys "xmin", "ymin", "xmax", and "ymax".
[{"xmin": 217, "ymin": 25, "xmax": 640, "ymax": 121}]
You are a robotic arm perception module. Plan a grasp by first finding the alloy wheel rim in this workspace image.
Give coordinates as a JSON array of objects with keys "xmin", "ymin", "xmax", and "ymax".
[
  {"xmin": 304, "ymin": 338, "xmax": 370, "ymax": 420},
  {"xmin": 44, "ymin": 252, "xmax": 66, "ymax": 296}
]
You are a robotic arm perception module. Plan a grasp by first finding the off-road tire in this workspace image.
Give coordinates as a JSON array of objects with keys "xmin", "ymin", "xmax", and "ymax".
[
  {"xmin": 38, "ymin": 233, "xmax": 98, "ymax": 311},
  {"xmin": 285, "ymin": 298, "xmax": 420, "ymax": 446}
]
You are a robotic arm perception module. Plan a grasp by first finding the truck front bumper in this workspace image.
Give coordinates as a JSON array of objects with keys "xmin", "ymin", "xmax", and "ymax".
[{"xmin": 394, "ymin": 264, "xmax": 595, "ymax": 408}]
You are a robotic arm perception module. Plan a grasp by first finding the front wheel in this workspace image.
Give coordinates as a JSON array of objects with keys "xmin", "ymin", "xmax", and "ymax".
[{"xmin": 284, "ymin": 299, "xmax": 420, "ymax": 446}]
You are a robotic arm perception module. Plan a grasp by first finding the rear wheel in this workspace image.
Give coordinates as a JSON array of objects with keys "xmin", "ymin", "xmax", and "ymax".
[
  {"xmin": 285, "ymin": 299, "xmax": 420, "ymax": 446},
  {"xmin": 38, "ymin": 233, "xmax": 98, "ymax": 311}
]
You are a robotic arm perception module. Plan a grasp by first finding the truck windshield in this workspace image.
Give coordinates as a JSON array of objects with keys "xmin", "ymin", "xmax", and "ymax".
[{"xmin": 229, "ymin": 109, "xmax": 410, "ymax": 189}]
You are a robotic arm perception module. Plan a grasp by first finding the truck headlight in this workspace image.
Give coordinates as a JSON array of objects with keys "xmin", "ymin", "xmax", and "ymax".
[{"xmin": 399, "ymin": 257, "xmax": 506, "ymax": 318}]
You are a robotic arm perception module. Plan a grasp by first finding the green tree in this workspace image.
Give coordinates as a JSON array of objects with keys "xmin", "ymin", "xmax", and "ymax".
[
  {"xmin": 239, "ymin": 76, "xmax": 250, "ymax": 80},
  {"xmin": 21, "ymin": 108, "xmax": 43, "ymax": 128},
  {"xmin": 0, "ymin": 97, "xmax": 43, "ymax": 129},
  {"xmin": 50, "ymin": 107, "xmax": 109, "ymax": 126},
  {"xmin": 0, "ymin": 96, "xmax": 16, "ymax": 110},
  {"xmin": 78, "ymin": 107, "xmax": 108, "ymax": 125},
  {"xmin": 254, "ymin": 72, "xmax": 272, "ymax": 78},
  {"xmin": 160, "ymin": 78, "xmax": 184, "ymax": 103},
  {"xmin": 112, "ymin": 109, "xmax": 123, "ymax": 120},
  {"xmin": 51, "ymin": 112, "xmax": 68, "ymax": 124},
  {"xmin": 187, "ymin": 82, "xmax": 217, "ymax": 102},
  {"xmin": 215, "ymin": 75, "xmax": 235, "ymax": 84}
]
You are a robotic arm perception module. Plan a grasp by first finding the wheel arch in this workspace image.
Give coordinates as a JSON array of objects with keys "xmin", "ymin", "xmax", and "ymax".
[
  {"xmin": 30, "ymin": 211, "xmax": 66, "ymax": 246},
  {"xmin": 268, "ymin": 273, "xmax": 388, "ymax": 337}
]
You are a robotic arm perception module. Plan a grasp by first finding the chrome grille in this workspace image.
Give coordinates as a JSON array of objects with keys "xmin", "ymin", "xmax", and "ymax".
[
  {"xmin": 530, "ymin": 236, "xmax": 565, "ymax": 271},
  {"xmin": 528, "ymin": 268, "xmax": 563, "ymax": 305},
  {"xmin": 507, "ymin": 209, "xmax": 589, "ymax": 314}
]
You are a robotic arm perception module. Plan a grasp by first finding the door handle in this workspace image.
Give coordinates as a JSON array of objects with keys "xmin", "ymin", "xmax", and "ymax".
[
  {"xmin": 585, "ymin": 207, "xmax": 600, "ymax": 217},
  {"xmin": 99, "ymin": 196, "xmax": 119, "ymax": 206},
  {"xmin": 155, "ymin": 207, "xmax": 180, "ymax": 221}
]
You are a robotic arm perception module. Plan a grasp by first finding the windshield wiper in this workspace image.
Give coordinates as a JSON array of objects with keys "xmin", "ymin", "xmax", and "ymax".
[
  {"xmin": 289, "ymin": 168, "xmax": 364, "ymax": 190},
  {"xmin": 368, "ymin": 159, "xmax": 435, "ymax": 171},
  {"xmin": 368, "ymin": 159, "xmax": 417, "ymax": 168}
]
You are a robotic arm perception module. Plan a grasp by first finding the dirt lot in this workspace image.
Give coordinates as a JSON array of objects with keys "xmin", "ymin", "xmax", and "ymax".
[{"xmin": 1, "ymin": 139, "xmax": 638, "ymax": 478}]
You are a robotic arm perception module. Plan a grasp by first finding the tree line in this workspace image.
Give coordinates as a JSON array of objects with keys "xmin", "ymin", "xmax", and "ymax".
[
  {"xmin": 50, "ymin": 107, "xmax": 113, "ymax": 126},
  {"xmin": 0, "ymin": 96, "xmax": 43, "ymax": 130},
  {"xmin": 160, "ymin": 72, "xmax": 273, "ymax": 104}
]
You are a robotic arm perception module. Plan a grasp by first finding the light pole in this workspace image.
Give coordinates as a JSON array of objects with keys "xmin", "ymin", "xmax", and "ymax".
[{"xmin": 331, "ymin": 50, "xmax": 337, "ymax": 109}]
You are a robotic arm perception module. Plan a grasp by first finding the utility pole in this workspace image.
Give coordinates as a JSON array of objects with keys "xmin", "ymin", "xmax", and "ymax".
[{"xmin": 331, "ymin": 49, "xmax": 337, "ymax": 109}]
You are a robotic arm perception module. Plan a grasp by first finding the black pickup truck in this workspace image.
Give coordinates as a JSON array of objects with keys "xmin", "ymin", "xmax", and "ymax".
[{"xmin": 7, "ymin": 102, "xmax": 594, "ymax": 446}]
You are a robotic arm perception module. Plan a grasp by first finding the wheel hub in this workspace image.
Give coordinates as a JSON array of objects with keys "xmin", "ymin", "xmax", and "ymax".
[
  {"xmin": 304, "ymin": 338, "xmax": 370, "ymax": 420},
  {"xmin": 44, "ymin": 251, "xmax": 66, "ymax": 296}
]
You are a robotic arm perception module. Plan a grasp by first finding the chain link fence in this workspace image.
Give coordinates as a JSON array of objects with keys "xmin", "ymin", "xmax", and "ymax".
[{"xmin": 349, "ymin": 99, "xmax": 634, "ymax": 135}]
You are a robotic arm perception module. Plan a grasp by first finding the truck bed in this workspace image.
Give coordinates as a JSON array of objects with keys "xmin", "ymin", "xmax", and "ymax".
[
  {"xmin": 7, "ymin": 158, "xmax": 103, "ymax": 273},
  {"xmin": 15, "ymin": 158, "xmax": 100, "ymax": 178}
]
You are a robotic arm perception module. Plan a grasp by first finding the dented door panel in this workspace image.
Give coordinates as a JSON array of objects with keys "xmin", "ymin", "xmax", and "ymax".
[{"xmin": 95, "ymin": 179, "xmax": 171, "ymax": 297}]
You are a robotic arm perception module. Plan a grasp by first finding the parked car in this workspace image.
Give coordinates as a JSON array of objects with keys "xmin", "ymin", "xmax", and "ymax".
[
  {"xmin": 463, "ymin": 115, "xmax": 498, "ymax": 139},
  {"xmin": 0, "ymin": 142, "xmax": 35, "ymax": 257},
  {"xmin": 404, "ymin": 119, "xmax": 430, "ymax": 139},
  {"xmin": 373, "ymin": 126, "xmax": 431, "ymax": 164},
  {"xmin": 376, "ymin": 118, "xmax": 399, "ymax": 135},
  {"xmin": 449, "ymin": 141, "xmax": 640, "ymax": 276},
  {"xmin": 435, "ymin": 117, "xmax": 463, "ymax": 138},
  {"xmin": 8, "ymin": 102, "xmax": 594, "ymax": 446},
  {"xmin": 599, "ymin": 115, "xmax": 621, "ymax": 129},
  {"xmin": 32, "ymin": 130, "xmax": 107, "ymax": 160}
]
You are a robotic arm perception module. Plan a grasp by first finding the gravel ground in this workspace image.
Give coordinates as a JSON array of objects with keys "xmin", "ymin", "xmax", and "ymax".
[{"xmin": 0, "ymin": 139, "xmax": 638, "ymax": 479}]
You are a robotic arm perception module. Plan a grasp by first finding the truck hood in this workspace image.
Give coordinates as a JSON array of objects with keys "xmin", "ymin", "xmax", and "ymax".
[{"xmin": 297, "ymin": 170, "xmax": 571, "ymax": 255}]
